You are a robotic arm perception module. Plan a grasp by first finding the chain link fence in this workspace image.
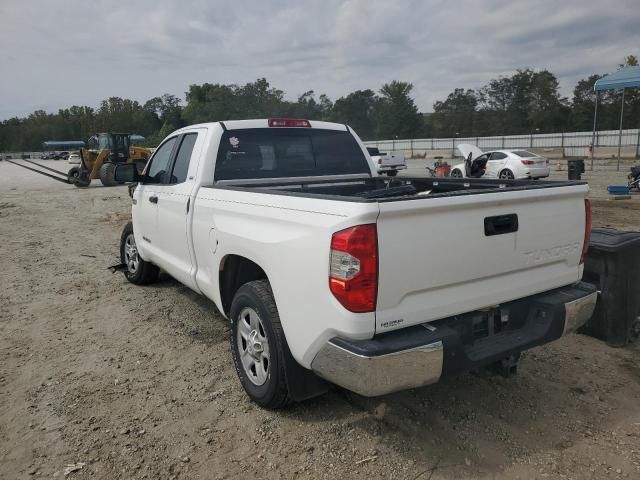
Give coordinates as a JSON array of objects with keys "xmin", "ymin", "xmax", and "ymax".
[{"xmin": 364, "ymin": 129, "xmax": 640, "ymax": 171}]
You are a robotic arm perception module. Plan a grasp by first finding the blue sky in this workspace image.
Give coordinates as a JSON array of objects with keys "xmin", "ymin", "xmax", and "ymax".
[{"xmin": 0, "ymin": 0, "xmax": 638, "ymax": 119}]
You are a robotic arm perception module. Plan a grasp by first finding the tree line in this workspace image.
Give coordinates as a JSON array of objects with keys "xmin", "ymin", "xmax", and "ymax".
[{"xmin": 0, "ymin": 55, "xmax": 638, "ymax": 152}]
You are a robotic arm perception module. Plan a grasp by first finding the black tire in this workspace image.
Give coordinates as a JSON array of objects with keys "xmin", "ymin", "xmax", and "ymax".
[
  {"xmin": 100, "ymin": 162, "xmax": 118, "ymax": 187},
  {"xmin": 499, "ymin": 169, "xmax": 515, "ymax": 180},
  {"xmin": 230, "ymin": 280, "xmax": 291, "ymax": 409},
  {"xmin": 386, "ymin": 170, "xmax": 398, "ymax": 177},
  {"xmin": 68, "ymin": 166, "xmax": 91, "ymax": 188},
  {"xmin": 119, "ymin": 222, "xmax": 159, "ymax": 285},
  {"xmin": 451, "ymin": 169, "xmax": 463, "ymax": 178}
]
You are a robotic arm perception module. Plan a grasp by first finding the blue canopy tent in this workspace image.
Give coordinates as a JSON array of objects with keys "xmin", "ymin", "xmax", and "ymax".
[{"xmin": 591, "ymin": 66, "xmax": 640, "ymax": 169}]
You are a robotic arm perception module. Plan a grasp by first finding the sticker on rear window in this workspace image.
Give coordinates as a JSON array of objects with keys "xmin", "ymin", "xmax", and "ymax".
[{"xmin": 229, "ymin": 137, "xmax": 240, "ymax": 148}]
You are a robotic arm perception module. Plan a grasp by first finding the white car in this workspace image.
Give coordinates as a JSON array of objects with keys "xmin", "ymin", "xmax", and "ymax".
[
  {"xmin": 112, "ymin": 118, "xmax": 595, "ymax": 408},
  {"xmin": 67, "ymin": 152, "xmax": 81, "ymax": 164},
  {"xmin": 450, "ymin": 144, "xmax": 550, "ymax": 180}
]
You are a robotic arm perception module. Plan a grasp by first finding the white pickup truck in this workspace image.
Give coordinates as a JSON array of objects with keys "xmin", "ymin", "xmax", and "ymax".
[
  {"xmin": 113, "ymin": 118, "xmax": 597, "ymax": 408},
  {"xmin": 366, "ymin": 146, "xmax": 407, "ymax": 176}
]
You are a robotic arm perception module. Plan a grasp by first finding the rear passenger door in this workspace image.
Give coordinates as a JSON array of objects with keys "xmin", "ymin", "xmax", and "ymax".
[
  {"xmin": 153, "ymin": 130, "xmax": 205, "ymax": 290},
  {"xmin": 486, "ymin": 151, "xmax": 508, "ymax": 178}
]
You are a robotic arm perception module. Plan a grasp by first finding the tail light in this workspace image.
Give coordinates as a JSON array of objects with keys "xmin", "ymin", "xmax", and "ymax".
[
  {"xmin": 581, "ymin": 199, "xmax": 591, "ymax": 264},
  {"xmin": 329, "ymin": 224, "xmax": 378, "ymax": 312},
  {"xmin": 521, "ymin": 160, "xmax": 535, "ymax": 165},
  {"xmin": 268, "ymin": 118, "xmax": 311, "ymax": 128}
]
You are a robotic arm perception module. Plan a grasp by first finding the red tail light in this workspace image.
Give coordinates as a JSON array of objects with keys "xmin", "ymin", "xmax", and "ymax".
[
  {"xmin": 329, "ymin": 224, "xmax": 378, "ymax": 313},
  {"xmin": 268, "ymin": 118, "xmax": 311, "ymax": 128},
  {"xmin": 521, "ymin": 160, "xmax": 535, "ymax": 165},
  {"xmin": 581, "ymin": 199, "xmax": 591, "ymax": 264}
]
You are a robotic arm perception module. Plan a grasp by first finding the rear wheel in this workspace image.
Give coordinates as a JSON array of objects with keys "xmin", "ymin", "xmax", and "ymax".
[
  {"xmin": 100, "ymin": 162, "xmax": 118, "ymax": 187},
  {"xmin": 499, "ymin": 169, "xmax": 515, "ymax": 180},
  {"xmin": 450, "ymin": 169, "xmax": 463, "ymax": 178},
  {"xmin": 230, "ymin": 280, "xmax": 291, "ymax": 409},
  {"xmin": 386, "ymin": 170, "xmax": 398, "ymax": 177},
  {"xmin": 119, "ymin": 222, "xmax": 159, "ymax": 285}
]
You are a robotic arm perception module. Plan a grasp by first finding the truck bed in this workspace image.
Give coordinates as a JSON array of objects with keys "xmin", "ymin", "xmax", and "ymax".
[
  {"xmin": 211, "ymin": 176, "xmax": 585, "ymax": 202},
  {"xmin": 206, "ymin": 176, "xmax": 589, "ymax": 335}
]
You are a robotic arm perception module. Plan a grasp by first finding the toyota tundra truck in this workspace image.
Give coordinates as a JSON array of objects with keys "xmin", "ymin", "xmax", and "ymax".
[{"xmin": 113, "ymin": 118, "xmax": 597, "ymax": 408}]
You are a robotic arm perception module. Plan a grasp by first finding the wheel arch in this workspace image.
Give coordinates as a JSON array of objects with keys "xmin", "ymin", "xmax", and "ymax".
[{"xmin": 218, "ymin": 254, "xmax": 270, "ymax": 317}]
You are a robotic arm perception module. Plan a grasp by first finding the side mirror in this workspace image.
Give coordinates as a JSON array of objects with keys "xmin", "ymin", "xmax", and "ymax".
[{"xmin": 114, "ymin": 163, "xmax": 141, "ymax": 183}]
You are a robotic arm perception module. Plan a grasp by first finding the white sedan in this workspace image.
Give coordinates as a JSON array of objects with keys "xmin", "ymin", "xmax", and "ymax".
[
  {"xmin": 67, "ymin": 152, "xmax": 81, "ymax": 164},
  {"xmin": 450, "ymin": 144, "xmax": 550, "ymax": 180}
]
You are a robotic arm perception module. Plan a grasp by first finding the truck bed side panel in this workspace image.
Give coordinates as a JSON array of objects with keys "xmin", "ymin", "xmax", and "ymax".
[{"xmin": 191, "ymin": 188, "xmax": 380, "ymax": 367}]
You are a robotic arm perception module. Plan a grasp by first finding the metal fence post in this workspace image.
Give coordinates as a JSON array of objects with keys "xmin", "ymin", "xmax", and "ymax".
[
  {"xmin": 410, "ymin": 139, "xmax": 414, "ymax": 158},
  {"xmin": 451, "ymin": 137, "xmax": 455, "ymax": 158},
  {"xmin": 501, "ymin": 136, "xmax": 505, "ymax": 149},
  {"xmin": 617, "ymin": 88, "xmax": 625, "ymax": 171},
  {"xmin": 636, "ymin": 129, "xmax": 640, "ymax": 159},
  {"xmin": 560, "ymin": 131, "xmax": 564, "ymax": 159}
]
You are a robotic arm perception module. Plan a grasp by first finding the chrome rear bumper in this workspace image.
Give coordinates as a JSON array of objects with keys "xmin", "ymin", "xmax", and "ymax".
[
  {"xmin": 311, "ymin": 282, "xmax": 596, "ymax": 397},
  {"xmin": 311, "ymin": 340, "xmax": 443, "ymax": 397}
]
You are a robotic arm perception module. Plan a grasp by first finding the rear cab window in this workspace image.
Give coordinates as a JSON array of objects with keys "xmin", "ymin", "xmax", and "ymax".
[{"xmin": 214, "ymin": 128, "xmax": 370, "ymax": 181}]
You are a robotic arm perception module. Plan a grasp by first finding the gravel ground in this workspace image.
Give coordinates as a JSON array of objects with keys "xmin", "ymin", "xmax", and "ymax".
[{"xmin": 1, "ymin": 159, "xmax": 639, "ymax": 479}]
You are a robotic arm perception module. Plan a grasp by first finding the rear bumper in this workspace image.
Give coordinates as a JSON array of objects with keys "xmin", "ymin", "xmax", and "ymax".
[
  {"xmin": 378, "ymin": 165, "xmax": 407, "ymax": 172},
  {"xmin": 524, "ymin": 166, "xmax": 550, "ymax": 178},
  {"xmin": 311, "ymin": 282, "xmax": 596, "ymax": 397}
]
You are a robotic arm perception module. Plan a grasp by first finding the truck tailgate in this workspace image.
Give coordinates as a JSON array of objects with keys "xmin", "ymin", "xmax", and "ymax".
[{"xmin": 375, "ymin": 184, "xmax": 589, "ymax": 332}]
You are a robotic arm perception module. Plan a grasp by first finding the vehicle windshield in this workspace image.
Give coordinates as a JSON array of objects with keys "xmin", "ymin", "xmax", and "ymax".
[
  {"xmin": 215, "ymin": 128, "xmax": 370, "ymax": 181},
  {"xmin": 97, "ymin": 135, "xmax": 114, "ymax": 151},
  {"xmin": 512, "ymin": 150, "xmax": 540, "ymax": 158}
]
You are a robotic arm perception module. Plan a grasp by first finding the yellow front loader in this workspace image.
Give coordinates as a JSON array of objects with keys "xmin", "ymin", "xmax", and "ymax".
[{"xmin": 68, "ymin": 133, "xmax": 152, "ymax": 187}]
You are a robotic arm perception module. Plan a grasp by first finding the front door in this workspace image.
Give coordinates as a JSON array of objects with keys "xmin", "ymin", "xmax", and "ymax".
[{"xmin": 132, "ymin": 135, "xmax": 179, "ymax": 262}]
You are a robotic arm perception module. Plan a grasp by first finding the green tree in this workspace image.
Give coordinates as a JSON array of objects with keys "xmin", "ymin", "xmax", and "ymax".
[
  {"xmin": 182, "ymin": 83, "xmax": 238, "ymax": 124},
  {"xmin": 331, "ymin": 89, "xmax": 378, "ymax": 139},
  {"xmin": 374, "ymin": 81, "xmax": 421, "ymax": 139},
  {"xmin": 234, "ymin": 78, "xmax": 286, "ymax": 118},
  {"xmin": 431, "ymin": 88, "xmax": 478, "ymax": 137},
  {"xmin": 619, "ymin": 55, "xmax": 638, "ymax": 68}
]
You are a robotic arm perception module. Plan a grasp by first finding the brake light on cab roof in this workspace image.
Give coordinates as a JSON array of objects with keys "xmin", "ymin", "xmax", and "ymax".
[{"xmin": 268, "ymin": 118, "xmax": 311, "ymax": 128}]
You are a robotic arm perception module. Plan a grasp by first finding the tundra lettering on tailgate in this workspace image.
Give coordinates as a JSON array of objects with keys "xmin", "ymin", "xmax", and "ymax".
[{"xmin": 524, "ymin": 243, "xmax": 580, "ymax": 264}]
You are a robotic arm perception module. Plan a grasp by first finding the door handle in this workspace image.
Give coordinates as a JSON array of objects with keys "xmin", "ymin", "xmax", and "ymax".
[
  {"xmin": 484, "ymin": 214, "xmax": 518, "ymax": 236},
  {"xmin": 149, "ymin": 195, "xmax": 158, "ymax": 204}
]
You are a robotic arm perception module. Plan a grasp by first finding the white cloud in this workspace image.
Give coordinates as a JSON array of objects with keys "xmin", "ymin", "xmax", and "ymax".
[{"xmin": 0, "ymin": 0, "xmax": 638, "ymax": 118}]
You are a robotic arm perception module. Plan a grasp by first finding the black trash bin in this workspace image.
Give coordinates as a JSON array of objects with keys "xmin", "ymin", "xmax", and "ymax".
[
  {"xmin": 567, "ymin": 159, "xmax": 585, "ymax": 180},
  {"xmin": 580, "ymin": 228, "xmax": 640, "ymax": 346}
]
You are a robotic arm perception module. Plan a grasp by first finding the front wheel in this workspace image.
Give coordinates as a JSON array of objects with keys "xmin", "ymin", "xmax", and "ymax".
[
  {"xmin": 68, "ymin": 166, "xmax": 91, "ymax": 187},
  {"xmin": 230, "ymin": 280, "xmax": 292, "ymax": 409},
  {"xmin": 119, "ymin": 222, "xmax": 159, "ymax": 285},
  {"xmin": 450, "ymin": 169, "xmax": 463, "ymax": 178},
  {"xmin": 100, "ymin": 162, "xmax": 118, "ymax": 187},
  {"xmin": 386, "ymin": 170, "xmax": 398, "ymax": 177},
  {"xmin": 499, "ymin": 169, "xmax": 515, "ymax": 180}
]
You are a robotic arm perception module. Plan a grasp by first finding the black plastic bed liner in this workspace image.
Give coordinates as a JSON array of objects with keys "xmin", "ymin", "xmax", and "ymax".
[{"xmin": 208, "ymin": 176, "xmax": 586, "ymax": 203}]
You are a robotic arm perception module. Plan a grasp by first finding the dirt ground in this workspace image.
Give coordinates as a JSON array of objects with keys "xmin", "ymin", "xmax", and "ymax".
[{"xmin": 1, "ymin": 160, "xmax": 640, "ymax": 480}]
